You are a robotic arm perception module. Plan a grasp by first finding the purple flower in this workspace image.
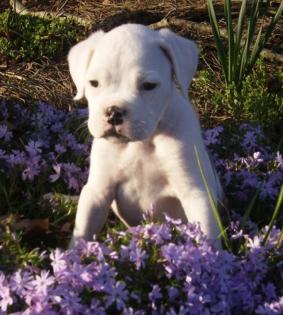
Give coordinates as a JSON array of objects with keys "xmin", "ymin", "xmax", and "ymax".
[
  {"xmin": 50, "ymin": 249, "xmax": 69, "ymax": 275},
  {"xmin": 31, "ymin": 270, "xmax": 55, "ymax": 296},
  {"xmin": 104, "ymin": 281, "xmax": 129, "ymax": 311},
  {"xmin": 0, "ymin": 124, "xmax": 12, "ymax": 142},
  {"xmin": 0, "ymin": 149, "xmax": 7, "ymax": 160},
  {"xmin": 120, "ymin": 240, "xmax": 148, "ymax": 270},
  {"xmin": 261, "ymin": 283, "xmax": 277, "ymax": 302},
  {"xmin": 22, "ymin": 163, "xmax": 41, "ymax": 181},
  {"xmin": 53, "ymin": 288, "xmax": 83, "ymax": 314},
  {"xmin": 61, "ymin": 162, "xmax": 83, "ymax": 192},
  {"xmin": 50, "ymin": 122, "xmax": 63, "ymax": 133},
  {"xmin": 85, "ymin": 299, "xmax": 106, "ymax": 315},
  {"xmin": 49, "ymin": 164, "xmax": 61, "ymax": 183},
  {"xmin": 149, "ymin": 284, "xmax": 162, "ymax": 301},
  {"xmin": 204, "ymin": 126, "xmax": 224, "ymax": 145},
  {"xmin": 25, "ymin": 140, "xmax": 43, "ymax": 156},
  {"xmin": 230, "ymin": 221, "xmax": 244, "ymax": 240},
  {"xmin": 8, "ymin": 150, "xmax": 26, "ymax": 166},
  {"xmin": 259, "ymin": 175, "xmax": 281, "ymax": 201},
  {"xmin": 275, "ymin": 152, "xmax": 283, "ymax": 169},
  {"xmin": 10, "ymin": 270, "xmax": 33, "ymax": 297},
  {"xmin": 70, "ymin": 262, "xmax": 93, "ymax": 286},
  {"xmin": 243, "ymin": 130, "xmax": 258, "ymax": 150},
  {"xmin": 256, "ymin": 297, "xmax": 283, "ymax": 314},
  {"xmin": 247, "ymin": 235, "xmax": 262, "ymax": 252},
  {"xmin": 54, "ymin": 144, "xmax": 66, "ymax": 154},
  {"xmin": 0, "ymin": 272, "xmax": 13, "ymax": 312},
  {"xmin": 167, "ymin": 286, "xmax": 179, "ymax": 301},
  {"xmin": 252, "ymin": 151, "xmax": 264, "ymax": 165}
]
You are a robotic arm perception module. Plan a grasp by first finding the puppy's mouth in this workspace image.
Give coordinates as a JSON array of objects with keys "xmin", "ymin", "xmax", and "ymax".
[{"xmin": 102, "ymin": 128, "xmax": 130, "ymax": 142}]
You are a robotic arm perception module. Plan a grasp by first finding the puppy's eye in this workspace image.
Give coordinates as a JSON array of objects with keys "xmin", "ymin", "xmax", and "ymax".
[
  {"xmin": 90, "ymin": 80, "xmax": 99, "ymax": 88},
  {"xmin": 141, "ymin": 82, "xmax": 158, "ymax": 91}
]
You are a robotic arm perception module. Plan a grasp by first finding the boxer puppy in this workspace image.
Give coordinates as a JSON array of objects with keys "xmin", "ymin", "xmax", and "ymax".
[{"xmin": 68, "ymin": 24, "xmax": 223, "ymax": 248}]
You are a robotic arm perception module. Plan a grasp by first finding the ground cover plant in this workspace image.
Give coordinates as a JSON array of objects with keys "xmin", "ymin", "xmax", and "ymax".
[
  {"xmin": 0, "ymin": 9, "xmax": 83, "ymax": 62},
  {"xmin": 0, "ymin": 216, "xmax": 283, "ymax": 314},
  {"xmin": 192, "ymin": 59, "xmax": 283, "ymax": 137},
  {"xmin": 0, "ymin": 0, "xmax": 283, "ymax": 314},
  {"xmin": 0, "ymin": 98, "xmax": 282, "ymax": 314},
  {"xmin": 207, "ymin": 0, "xmax": 283, "ymax": 91}
]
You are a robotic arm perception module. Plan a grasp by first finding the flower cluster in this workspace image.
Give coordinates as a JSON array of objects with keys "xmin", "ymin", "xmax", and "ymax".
[
  {"xmin": 1, "ymin": 99, "xmax": 282, "ymax": 211},
  {"xmin": 204, "ymin": 124, "xmax": 283, "ymax": 206},
  {"xmin": 1, "ymin": 98, "xmax": 283, "ymax": 314},
  {"xmin": 0, "ymin": 99, "xmax": 90, "ymax": 214},
  {"xmin": 0, "ymin": 218, "xmax": 282, "ymax": 314}
]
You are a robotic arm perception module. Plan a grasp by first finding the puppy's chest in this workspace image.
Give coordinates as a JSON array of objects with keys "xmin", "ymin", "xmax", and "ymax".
[{"xmin": 116, "ymin": 148, "xmax": 171, "ymax": 210}]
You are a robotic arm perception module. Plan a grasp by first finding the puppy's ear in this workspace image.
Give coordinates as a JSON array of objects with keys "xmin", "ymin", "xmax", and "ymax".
[
  {"xmin": 158, "ymin": 28, "xmax": 198, "ymax": 97},
  {"xmin": 68, "ymin": 31, "xmax": 104, "ymax": 100}
]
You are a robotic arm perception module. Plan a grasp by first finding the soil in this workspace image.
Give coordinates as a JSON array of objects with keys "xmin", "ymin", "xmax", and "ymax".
[{"xmin": 0, "ymin": 0, "xmax": 282, "ymax": 112}]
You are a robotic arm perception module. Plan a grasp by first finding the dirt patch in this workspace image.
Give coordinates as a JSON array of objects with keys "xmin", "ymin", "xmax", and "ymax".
[
  {"xmin": 0, "ymin": 0, "xmax": 282, "ymax": 110},
  {"xmin": 0, "ymin": 58, "xmax": 76, "ymax": 108}
]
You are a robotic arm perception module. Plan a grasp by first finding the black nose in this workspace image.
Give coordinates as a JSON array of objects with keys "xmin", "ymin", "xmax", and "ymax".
[{"xmin": 106, "ymin": 106, "xmax": 126, "ymax": 126}]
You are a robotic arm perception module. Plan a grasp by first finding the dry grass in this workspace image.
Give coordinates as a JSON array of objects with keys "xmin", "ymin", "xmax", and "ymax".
[
  {"xmin": 1, "ymin": 0, "xmax": 207, "ymax": 108},
  {"xmin": 0, "ymin": 0, "xmax": 282, "ymax": 109},
  {"xmin": 0, "ymin": 59, "xmax": 77, "ymax": 108}
]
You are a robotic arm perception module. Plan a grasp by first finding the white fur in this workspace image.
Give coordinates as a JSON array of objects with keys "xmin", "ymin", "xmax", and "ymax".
[{"xmin": 68, "ymin": 24, "xmax": 223, "ymax": 248}]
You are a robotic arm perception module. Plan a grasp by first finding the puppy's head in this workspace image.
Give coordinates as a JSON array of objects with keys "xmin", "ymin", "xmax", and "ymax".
[{"xmin": 68, "ymin": 24, "xmax": 198, "ymax": 142}]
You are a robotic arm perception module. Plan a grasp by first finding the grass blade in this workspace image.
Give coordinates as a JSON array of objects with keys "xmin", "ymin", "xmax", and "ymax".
[
  {"xmin": 238, "ymin": 37, "xmax": 249, "ymax": 84},
  {"xmin": 207, "ymin": 0, "xmax": 228, "ymax": 83},
  {"xmin": 240, "ymin": 188, "xmax": 260, "ymax": 229},
  {"xmin": 194, "ymin": 145, "xmax": 231, "ymax": 251},
  {"xmin": 264, "ymin": 0, "xmax": 283, "ymax": 41},
  {"xmin": 235, "ymin": 0, "xmax": 247, "ymax": 51},
  {"xmin": 277, "ymin": 225, "xmax": 283, "ymax": 248},
  {"xmin": 246, "ymin": 0, "xmax": 260, "ymax": 52},
  {"xmin": 224, "ymin": 0, "xmax": 234, "ymax": 83},
  {"xmin": 248, "ymin": 1, "xmax": 283, "ymax": 75},
  {"xmin": 248, "ymin": 25, "xmax": 263, "ymax": 73},
  {"xmin": 251, "ymin": 0, "xmax": 283, "ymax": 73},
  {"xmin": 262, "ymin": 185, "xmax": 283, "ymax": 246},
  {"xmin": 234, "ymin": 0, "xmax": 247, "ymax": 84},
  {"xmin": 238, "ymin": 0, "xmax": 260, "ymax": 83}
]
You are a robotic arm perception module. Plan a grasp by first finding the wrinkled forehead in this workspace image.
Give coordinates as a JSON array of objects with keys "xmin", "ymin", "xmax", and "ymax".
[{"xmin": 87, "ymin": 27, "xmax": 168, "ymax": 78}]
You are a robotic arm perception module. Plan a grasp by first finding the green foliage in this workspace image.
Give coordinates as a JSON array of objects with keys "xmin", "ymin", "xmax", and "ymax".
[
  {"xmin": 0, "ymin": 9, "xmax": 83, "ymax": 62},
  {"xmin": 207, "ymin": 0, "xmax": 283, "ymax": 91},
  {"xmin": 192, "ymin": 60, "xmax": 283, "ymax": 137},
  {"xmin": 0, "ymin": 193, "xmax": 78, "ymax": 272},
  {"xmin": 194, "ymin": 145, "xmax": 231, "ymax": 251},
  {"xmin": 0, "ymin": 225, "xmax": 43, "ymax": 272},
  {"xmin": 263, "ymin": 185, "xmax": 283, "ymax": 245}
]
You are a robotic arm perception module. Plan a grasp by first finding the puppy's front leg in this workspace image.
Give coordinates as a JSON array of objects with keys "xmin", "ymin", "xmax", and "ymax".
[
  {"xmin": 181, "ymin": 191, "xmax": 221, "ymax": 240},
  {"xmin": 69, "ymin": 183, "xmax": 114, "ymax": 248},
  {"xmin": 162, "ymin": 145, "xmax": 222, "ymax": 247}
]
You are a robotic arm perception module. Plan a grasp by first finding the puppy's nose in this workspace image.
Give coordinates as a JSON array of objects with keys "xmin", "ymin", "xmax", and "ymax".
[{"xmin": 105, "ymin": 106, "xmax": 126, "ymax": 126}]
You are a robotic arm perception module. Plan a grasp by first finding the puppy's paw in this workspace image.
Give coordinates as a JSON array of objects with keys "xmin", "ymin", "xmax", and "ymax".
[{"xmin": 68, "ymin": 235, "xmax": 79, "ymax": 249}]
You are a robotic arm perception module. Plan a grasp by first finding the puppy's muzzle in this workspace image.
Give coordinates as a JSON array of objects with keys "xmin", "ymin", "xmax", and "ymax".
[{"xmin": 106, "ymin": 106, "xmax": 127, "ymax": 126}]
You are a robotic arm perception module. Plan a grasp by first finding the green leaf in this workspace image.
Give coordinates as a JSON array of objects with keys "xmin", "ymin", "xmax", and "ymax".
[
  {"xmin": 224, "ymin": 0, "xmax": 234, "ymax": 83},
  {"xmin": 262, "ymin": 185, "xmax": 283, "ymax": 246},
  {"xmin": 234, "ymin": 0, "xmax": 247, "ymax": 84},
  {"xmin": 277, "ymin": 224, "xmax": 283, "ymax": 247},
  {"xmin": 248, "ymin": 25, "xmax": 263, "ymax": 73},
  {"xmin": 194, "ymin": 145, "xmax": 231, "ymax": 251},
  {"xmin": 265, "ymin": 0, "xmax": 283, "ymax": 39},
  {"xmin": 207, "ymin": 0, "xmax": 228, "ymax": 83},
  {"xmin": 246, "ymin": 0, "xmax": 260, "ymax": 53},
  {"xmin": 238, "ymin": 37, "xmax": 249, "ymax": 84},
  {"xmin": 240, "ymin": 188, "xmax": 260, "ymax": 229}
]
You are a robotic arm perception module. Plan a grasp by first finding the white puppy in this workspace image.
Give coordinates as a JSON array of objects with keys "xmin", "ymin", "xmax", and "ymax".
[{"xmin": 68, "ymin": 24, "xmax": 223, "ymax": 248}]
